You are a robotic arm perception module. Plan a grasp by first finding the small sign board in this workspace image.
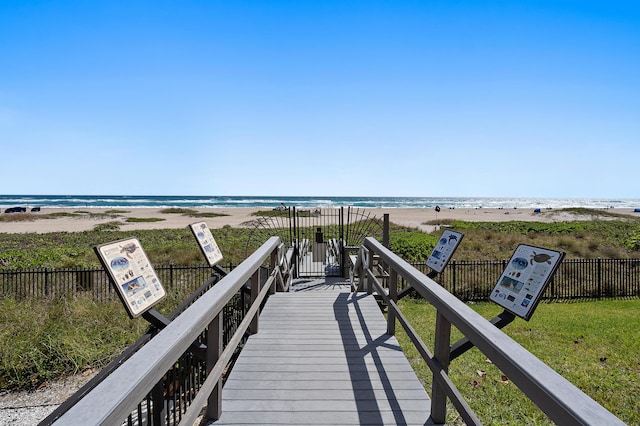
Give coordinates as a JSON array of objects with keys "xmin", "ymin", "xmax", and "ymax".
[
  {"xmin": 95, "ymin": 238, "xmax": 166, "ymax": 318},
  {"xmin": 189, "ymin": 221, "xmax": 223, "ymax": 266},
  {"xmin": 489, "ymin": 244, "xmax": 564, "ymax": 320},
  {"xmin": 426, "ymin": 230, "xmax": 464, "ymax": 273}
]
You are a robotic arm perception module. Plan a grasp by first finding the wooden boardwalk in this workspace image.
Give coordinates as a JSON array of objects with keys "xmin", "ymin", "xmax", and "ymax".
[{"xmin": 214, "ymin": 278, "xmax": 435, "ymax": 425}]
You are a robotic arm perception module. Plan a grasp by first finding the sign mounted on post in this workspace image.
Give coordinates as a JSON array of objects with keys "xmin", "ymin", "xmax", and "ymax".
[
  {"xmin": 95, "ymin": 238, "xmax": 166, "ymax": 318},
  {"xmin": 426, "ymin": 230, "xmax": 464, "ymax": 273},
  {"xmin": 189, "ymin": 221, "xmax": 223, "ymax": 266},
  {"xmin": 489, "ymin": 244, "xmax": 564, "ymax": 320}
]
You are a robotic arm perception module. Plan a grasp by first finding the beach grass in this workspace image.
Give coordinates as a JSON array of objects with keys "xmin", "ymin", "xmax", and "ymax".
[
  {"xmin": 1, "ymin": 218, "xmax": 640, "ymax": 268},
  {"xmin": 159, "ymin": 208, "xmax": 229, "ymax": 218},
  {"xmin": 0, "ymin": 296, "xmax": 148, "ymax": 390},
  {"xmin": 125, "ymin": 217, "xmax": 166, "ymax": 223},
  {"xmin": 0, "ymin": 227, "xmax": 255, "ymax": 269},
  {"xmin": 446, "ymin": 219, "xmax": 640, "ymax": 260},
  {"xmin": 0, "ymin": 211, "xmax": 123, "ymax": 222},
  {"xmin": 251, "ymin": 209, "xmax": 321, "ymax": 217}
]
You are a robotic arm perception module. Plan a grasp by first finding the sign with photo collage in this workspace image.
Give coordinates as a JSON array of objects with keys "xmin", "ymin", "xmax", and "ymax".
[
  {"xmin": 189, "ymin": 221, "xmax": 223, "ymax": 266},
  {"xmin": 489, "ymin": 244, "xmax": 564, "ymax": 320},
  {"xmin": 95, "ymin": 238, "xmax": 166, "ymax": 318},
  {"xmin": 426, "ymin": 230, "xmax": 464, "ymax": 273}
]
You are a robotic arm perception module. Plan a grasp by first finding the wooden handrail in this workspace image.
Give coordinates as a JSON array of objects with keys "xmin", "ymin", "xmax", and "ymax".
[
  {"xmin": 53, "ymin": 236, "xmax": 286, "ymax": 426},
  {"xmin": 362, "ymin": 237, "xmax": 624, "ymax": 426}
]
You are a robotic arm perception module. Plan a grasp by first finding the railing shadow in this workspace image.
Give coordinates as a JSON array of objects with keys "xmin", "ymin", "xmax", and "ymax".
[{"xmin": 333, "ymin": 292, "xmax": 409, "ymax": 425}]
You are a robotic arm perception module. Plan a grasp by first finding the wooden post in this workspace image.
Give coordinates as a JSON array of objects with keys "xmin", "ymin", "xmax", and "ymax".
[
  {"xmin": 431, "ymin": 311, "xmax": 452, "ymax": 424},
  {"xmin": 383, "ymin": 214, "xmax": 389, "ymax": 248},
  {"xmin": 365, "ymin": 248, "xmax": 373, "ymax": 295},
  {"xmin": 250, "ymin": 270, "xmax": 260, "ymax": 334},
  {"xmin": 270, "ymin": 250, "xmax": 277, "ymax": 294},
  {"xmin": 387, "ymin": 268, "xmax": 397, "ymax": 335},
  {"xmin": 206, "ymin": 312, "xmax": 223, "ymax": 420}
]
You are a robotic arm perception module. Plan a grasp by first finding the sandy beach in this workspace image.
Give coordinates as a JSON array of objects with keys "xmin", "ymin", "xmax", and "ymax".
[{"xmin": 0, "ymin": 207, "xmax": 634, "ymax": 234}]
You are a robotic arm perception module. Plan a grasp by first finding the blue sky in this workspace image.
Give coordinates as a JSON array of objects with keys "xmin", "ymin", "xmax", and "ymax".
[{"xmin": 1, "ymin": 1, "xmax": 638, "ymax": 198}]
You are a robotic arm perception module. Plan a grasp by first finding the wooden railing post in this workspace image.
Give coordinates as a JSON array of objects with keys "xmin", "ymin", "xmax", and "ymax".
[
  {"xmin": 431, "ymin": 311, "xmax": 452, "ymax": 424},
  {"xmin": 206, "ymin": 312, "xmax": 223, "ymax": 420},
  {"xmin": 357, "ymin": 247, "xmax": 365, "ymax": 293},
  {"xmin": 270, "ymin": 249, "xmax": 277, "ymax": 294},
  {"xmin": 383, "ymin": 213, "xmax": 389, "ymax": 248},
  {"xmin": 387, "ymin": 268, "xmax": 397, "ymax": 335},
  {"xmin": 249, "ymin": 269, "xmax": 260, "ymax": 334},
  {"xmin": 365, "ymin": 248, "xmax": 373, "ymax": 295}
]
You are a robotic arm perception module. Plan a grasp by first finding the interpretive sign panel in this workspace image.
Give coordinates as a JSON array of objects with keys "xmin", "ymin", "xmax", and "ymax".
[
  {"xmin": 489, "ymin": 244, "xmax": 564, "ymax": 320},
  {"xmin": 95, "ymin": 238, "xmax": 166, "ymax": 318},
  {"xmin": 189, "ymin": 221, "xmax": 223, "ymax": 266},
  {"xmin": 426, "ymin": 230, "xmax": 464, "ymax": 273}
]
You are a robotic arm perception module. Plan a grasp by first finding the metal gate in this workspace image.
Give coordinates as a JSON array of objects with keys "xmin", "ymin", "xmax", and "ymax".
[{"xmin": 244, "ymin": 207, "xmax": 384, "ymax": 277}]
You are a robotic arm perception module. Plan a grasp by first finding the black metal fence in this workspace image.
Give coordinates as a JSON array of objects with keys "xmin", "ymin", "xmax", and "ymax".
[
  {"xmin": 3, "ymin": 259, "xmax": 639, "ymax": 303},
  {"xmin": 399, "ymin": 258, "xmax": 640, "ymax": 301},
  {"xmin": 0, "ymin": 262, "xmax": 236, "ymax": 302}
]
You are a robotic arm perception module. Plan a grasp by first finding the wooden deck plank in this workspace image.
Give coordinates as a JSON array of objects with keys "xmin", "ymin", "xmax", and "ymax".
[
  {"xmin": 222, "ymin": 388, "xmax": 429, "ymax": 401},
  {"xmin": 213, "ymin": 282, "xmax": 434, "ymax": 425}
]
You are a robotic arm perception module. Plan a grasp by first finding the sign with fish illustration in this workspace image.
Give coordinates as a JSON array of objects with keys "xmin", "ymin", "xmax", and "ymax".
[
  {"xmin": 95, "ymin": 238, "xmax": 166, "ymax": 318},
  {"xmin": 490, "ymin": 244, "xmax": 564, "ymax": 320},
  {"xmin": 426, "ymin": 230, "xmax": 464, "ymax": 273},
  {"xmin": 189, "ymin": 221, "xmax": 223, "ymax": 266}
]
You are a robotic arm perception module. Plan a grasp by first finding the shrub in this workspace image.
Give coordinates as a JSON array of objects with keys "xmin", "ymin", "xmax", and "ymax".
[{"xmin": 390, "ymin": 231, "xmax": 437, "ymax": 262}]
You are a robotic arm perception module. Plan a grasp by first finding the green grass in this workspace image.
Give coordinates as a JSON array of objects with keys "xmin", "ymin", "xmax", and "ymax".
[{"xmin": 395, "ymin": 298, "xmax": 640, "ymax": 425}]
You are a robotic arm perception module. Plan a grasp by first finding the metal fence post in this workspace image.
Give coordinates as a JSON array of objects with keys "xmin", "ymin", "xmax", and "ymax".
[
  {"xmin": 45, "ymin": 267, "xmax": 51, "ymax": 298},
  {"xmin": 597, "ymin": 258, "xmax": 602, "ymax": 298},
  {"xmin": 169, "ymin": 264, "xmax": 174, "ymax": 289},
  {"xmin": 151, "ymin": 378, "xmax": 166, "ymax": 425},
  {"xmin": 452, "ymin": 261, "xmax": 457, "ymax": 297}
]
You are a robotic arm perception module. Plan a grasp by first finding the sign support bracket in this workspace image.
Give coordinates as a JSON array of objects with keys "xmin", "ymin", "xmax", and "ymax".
[
  {"xmin": 449, "ymin": 310, "xmax": 516, "ymax": 361},
  {"xmin": 142, "ymin": 309, "xmax": 208, "ymax": 361},
  {"xmin": 397, "ymin": 270, "xmax": 438, "ymax": 300}
]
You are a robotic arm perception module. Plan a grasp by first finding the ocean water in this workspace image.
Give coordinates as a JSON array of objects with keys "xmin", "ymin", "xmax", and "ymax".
[{"xmin": 0, "ymin": 195, "xmax": 639, "ymax": 209}]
